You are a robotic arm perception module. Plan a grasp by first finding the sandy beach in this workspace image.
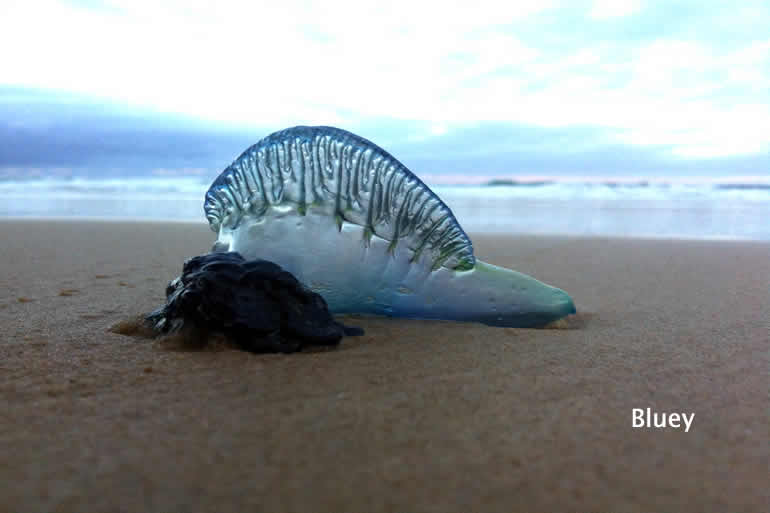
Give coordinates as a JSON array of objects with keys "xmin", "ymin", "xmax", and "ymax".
[{"xmin": 1, "ymin": 219, "xmax": 767, "ymax": 512}]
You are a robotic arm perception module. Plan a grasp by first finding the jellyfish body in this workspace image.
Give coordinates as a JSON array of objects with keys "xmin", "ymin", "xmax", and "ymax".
[{"xmin": 204, "ymin": 126, "xmax": 575, "ymax": 328}]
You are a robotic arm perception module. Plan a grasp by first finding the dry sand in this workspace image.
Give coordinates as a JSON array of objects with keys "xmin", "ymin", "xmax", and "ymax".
[{"xmin": 0, "ymin": 220, "xmax": 767, "ymax": 513}]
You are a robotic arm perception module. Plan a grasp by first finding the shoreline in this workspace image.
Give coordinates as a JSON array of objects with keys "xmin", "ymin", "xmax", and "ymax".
[{"xmin": 2, "ymin": 216, "xmax": 769, "ymax": 243}]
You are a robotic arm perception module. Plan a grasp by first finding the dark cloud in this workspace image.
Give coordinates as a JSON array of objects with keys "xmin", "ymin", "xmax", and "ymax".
[
  {"xmin": 355, "ymin": 121, "xmax": 769, "ymax": 177},
  {"xmin": 1, "ymin": 86, "xmax": 767, "ymax": 179},
  {"xmin": 0, "ymin": 87, "xmax": 263, "ymax": 174}
]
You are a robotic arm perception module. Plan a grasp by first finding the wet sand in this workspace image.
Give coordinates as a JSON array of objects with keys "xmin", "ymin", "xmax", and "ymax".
[{"xmin": 0, "ymin": 220, "xmax": 767, "ymax": 512}]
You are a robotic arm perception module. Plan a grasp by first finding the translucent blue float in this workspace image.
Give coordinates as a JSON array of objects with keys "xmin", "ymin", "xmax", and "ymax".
[{"xmin": 204, "ymin": 126, "xmax": 575, "ymax": 327}]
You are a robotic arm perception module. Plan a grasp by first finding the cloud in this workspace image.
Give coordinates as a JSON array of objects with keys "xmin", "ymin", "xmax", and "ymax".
[
  {"xmin": 590, "ymin": 0, "xmax": 643, "ymax": 19},
  {"xmin": 3, "ymin": 87, "xmax": 768, "ymax": 180},
  {"xmin": 0, "ymin": 87, "xmax": 260, "ymax": 174},
  {"xmin": 0, "ymin": 0, "xmax": 768, "ymax": 167}
]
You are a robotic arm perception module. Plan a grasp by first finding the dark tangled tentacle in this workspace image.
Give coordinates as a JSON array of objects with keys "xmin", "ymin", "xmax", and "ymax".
[{"xmin": 146, "ymin": 252, "xmax": 363, "ymax": 353}]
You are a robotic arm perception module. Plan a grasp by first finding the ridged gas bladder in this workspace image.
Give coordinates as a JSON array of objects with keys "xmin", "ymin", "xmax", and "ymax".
[{"xmin": 204, "ymin": 126, "xmax": 575, "ymax": 327}]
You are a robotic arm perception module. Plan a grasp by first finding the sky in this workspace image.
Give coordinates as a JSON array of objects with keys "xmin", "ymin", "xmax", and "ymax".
[{"xmin": 1, "ymin": 0, "xmax": 769, "ymax": 181}]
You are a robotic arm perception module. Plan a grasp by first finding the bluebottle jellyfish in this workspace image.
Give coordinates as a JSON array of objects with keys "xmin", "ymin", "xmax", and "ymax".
[{"xmin": 204, "ymin": 126, "xmax": 575, "ymax": 328}]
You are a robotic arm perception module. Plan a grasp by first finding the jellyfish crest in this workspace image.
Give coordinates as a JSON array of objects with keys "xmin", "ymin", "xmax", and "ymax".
[{"xmin": 204, "ymin": 126, "xmax": 475, "ymax": 271}]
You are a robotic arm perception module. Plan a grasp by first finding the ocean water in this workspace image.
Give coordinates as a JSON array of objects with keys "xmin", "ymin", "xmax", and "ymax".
[{"xmin": 1, "ymin": 177, "xmax": 768, "ymax": 241}]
